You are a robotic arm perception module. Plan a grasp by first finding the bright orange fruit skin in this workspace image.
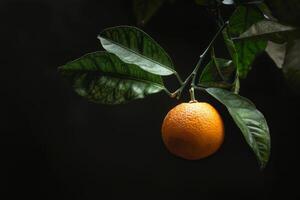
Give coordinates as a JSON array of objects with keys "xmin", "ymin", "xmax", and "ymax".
[{"xmin": 161, "ymin": 102, "xmax": 224, "ymax": 160}]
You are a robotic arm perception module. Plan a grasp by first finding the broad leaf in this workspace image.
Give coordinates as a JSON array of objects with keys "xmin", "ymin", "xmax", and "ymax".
[
  {"xmin": 199, "ymin": 57, "xmax": 237, "ymax": 91},
  {"xmin": 59, "ymin": 51, "xmax": 165, "ymax": 104},
  {"xmin": 226, "ymin": 5, "xmax": 267, "ymax": 78},
  {"xmin": 206, "ymin": 88, "xmax": 270, "ymax": 169},
  {"xmin": 98, "ymin": 26, "xmax": 176, "ymax": 76},
  {"xmin": 237, "ymin": 20, "xmax": 300, "ymax": 43},
  {"xmin": 133, "ymin": 0, "xmax": 166, "ymax": 25}
]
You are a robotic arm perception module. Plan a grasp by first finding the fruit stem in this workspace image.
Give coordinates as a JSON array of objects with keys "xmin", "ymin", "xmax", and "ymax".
[{"xmin": 189, "ymin": 87, "xmax": 197, "ymax": 102}]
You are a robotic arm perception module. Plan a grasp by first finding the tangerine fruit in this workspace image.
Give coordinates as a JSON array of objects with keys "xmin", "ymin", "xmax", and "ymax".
[{"xmin": 161, "ymin": 101, "xmax": 224, "ymax": 160}]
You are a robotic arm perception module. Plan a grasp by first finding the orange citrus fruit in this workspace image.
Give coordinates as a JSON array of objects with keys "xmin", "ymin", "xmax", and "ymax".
[{"xmin": 161, "ymin": 101, "xmax": 224, "ymax": 160}]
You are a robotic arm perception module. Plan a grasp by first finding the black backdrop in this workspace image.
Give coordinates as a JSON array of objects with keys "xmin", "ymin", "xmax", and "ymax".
[{"xmin": 2, "ymin": 0, "xmax": 300, "ymax": 199}]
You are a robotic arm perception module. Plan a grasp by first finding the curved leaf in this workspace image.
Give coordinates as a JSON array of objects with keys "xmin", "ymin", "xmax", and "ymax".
[
  {"xmin": 206, "ymin": 88, "xmax": 271, "ymax": 169},
  {"xmin": 59, "ymin": 51, "xmax": 165, "ymax": 104},
  {"xmin": 98, "ymin": 26, "xmax": 176, "ymax": 76}
]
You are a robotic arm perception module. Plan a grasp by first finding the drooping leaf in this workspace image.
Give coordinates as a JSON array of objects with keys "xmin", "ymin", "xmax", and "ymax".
[
  {"xmin": 199, "ymin": 57, "xmax": 237, "ymax": 90},
  {"xmin": 236, "ymin": 20, "xmax": 300, "ymax": 43},
  {"xmin": 226, "ymin": 5, "xmax": 267, "ymax": 78},
  {"xmin": 59, "ymin": 51, "xmax": 165, "ymax": 104},
  {"xmin": 206, "ymin": 87, "xmax": 270, "ymax": 169},
  {"xmin": 98, "ymin": 26, "xmax": 176, "ymax": 76},
  {"xmin": 133, "ymin": 0, "xmax": 166, "ymax": 25}
]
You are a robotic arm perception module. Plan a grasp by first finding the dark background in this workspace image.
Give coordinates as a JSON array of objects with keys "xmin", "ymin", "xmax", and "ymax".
[{"xmin": 2, "ymin": 0, "xmax": 300, "ymax": 199}]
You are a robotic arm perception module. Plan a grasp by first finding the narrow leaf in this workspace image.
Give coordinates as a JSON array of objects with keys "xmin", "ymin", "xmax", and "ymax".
[
  {"xmin": 206, "ymin": 88, "xmax": 271, "ymax": 169},
  {"xmin": 59, "ymin": 51, "xmax": 165, "ymax": 104},
  {"xmin": 98, "ymin": 26, "xmax": 176, "ymax": 76}
]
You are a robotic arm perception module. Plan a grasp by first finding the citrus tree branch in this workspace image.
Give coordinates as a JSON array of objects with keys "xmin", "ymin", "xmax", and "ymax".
[{"xmin": 168, "ymin": 21, "xmax": 228, "ymax": 99}]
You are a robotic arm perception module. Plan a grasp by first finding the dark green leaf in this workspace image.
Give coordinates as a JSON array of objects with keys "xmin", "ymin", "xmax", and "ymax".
[
  {"xmin": 206, "ymin": 88, "xmax": 270, "ymax": 169},
  {"xmin": 133, "ymin": 0, "xmax": 166, "ymax": 25},
  {"xmin": 59, "ymin": 51, "xmax": 165, "ymax": 104},
  {"xmin": 226, "ymin": 5, "xmax": 267, "ymax": 78},
  {"xmin": 98, "ymin": 26, "xmax": 176, "ymax": 76},
  {"xmin": 199, "ymin": 57, "xmax": 237, "ymax": 90},
  {"xmin": 236, "ymin": 20, "xmax": 300, "ymax": 43}
]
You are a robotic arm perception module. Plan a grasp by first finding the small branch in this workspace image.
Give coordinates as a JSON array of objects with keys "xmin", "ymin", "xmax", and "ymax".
[
  {"xmin": 174, "ymin": 72, "xmax": 183, "ymax": 85},
  {"xmin": 168, "ymin": 21, "xmax": 229, "ymax": 100}
]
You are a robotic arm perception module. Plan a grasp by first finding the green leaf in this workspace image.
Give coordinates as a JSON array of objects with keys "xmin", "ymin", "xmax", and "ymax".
[
  {"xmin": 236, "ymin": 20, "xmax": 300, "ymax": 43},
  {"xmin": 133, "ymin": 0, "xmax": 166, "ymax": 25},
  {"xmin": 226, "ymin": 5, "xmax": 267, "ymax": 78},
  {"xmin": 199, "ymin": 57, "xmax": 237, "ymax": 90},
  {"xmin": 59, "ymin": 51, "xmax": 165, "ymax": 104},
  {"xmin": 206, "ymin": 88, "xmax": 270, "ymax": 169},
  {"xmin": 98, "ymin": 26, "xmax": 176, "ymax": 76}
]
